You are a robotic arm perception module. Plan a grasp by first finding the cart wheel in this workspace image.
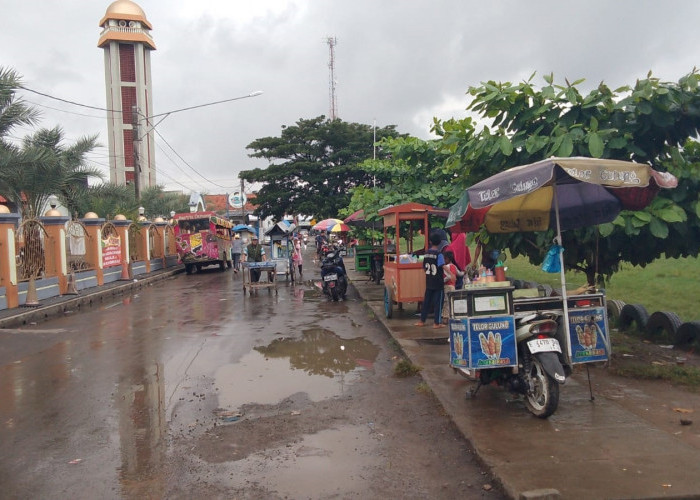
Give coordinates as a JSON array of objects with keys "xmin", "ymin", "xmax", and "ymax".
[
  {"xmin": 384, "ymin": 287, "xmax": 393, "ymax": 319},
  {"xmin": 185, "ymin": 264, "xmax": 194, "ymax": 275}
]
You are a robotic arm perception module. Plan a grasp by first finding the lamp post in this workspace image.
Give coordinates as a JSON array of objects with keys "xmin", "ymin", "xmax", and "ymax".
[{"xmin": 138, "ymin": 206, "xmax": 146, "ymax": 222}]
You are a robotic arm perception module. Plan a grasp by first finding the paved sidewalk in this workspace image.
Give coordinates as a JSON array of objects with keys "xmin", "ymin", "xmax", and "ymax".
[
  {"xmin": 0, "ymin": 268, "xmax": 180, "ymax": 329},
  {"xmin": 346, "ymin": 263, "xmax": 700, "ymax": 500}
]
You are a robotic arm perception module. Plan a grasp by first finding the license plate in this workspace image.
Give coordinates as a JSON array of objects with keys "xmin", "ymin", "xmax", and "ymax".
[
  {"xmin": 527, "ymin": 338, "xmax": 561, "ymax": 354},
  {"xmin": 340, "ymin": 250, "xmax": 347, "ymax": 256},
  {"xmin": 323, "ymin": 273, "xmax": 338, "ymax": 281}
]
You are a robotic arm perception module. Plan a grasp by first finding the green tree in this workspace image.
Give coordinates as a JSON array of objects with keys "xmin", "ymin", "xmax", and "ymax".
[
  {"xmin": 241, "ymin": 117, "xmax": 401, "ymax": 220},
  {"xmin": 438, "ymin": 71, "xmax": 700, "ymax": 285},
  {"xmin": 10, "ymin": 127, "xmax": 103, "ymax": 218},
  {"xmin": 0, "ymin": 67, "xmax": 41, "ymax": 203},
  {"xmin": 346, "ymin": 134, "xmax": 461, "ymax": 222}
]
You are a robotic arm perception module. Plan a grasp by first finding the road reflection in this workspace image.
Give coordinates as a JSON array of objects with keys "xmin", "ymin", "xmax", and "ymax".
[{"xmin": 255, "ymin": 328, "xmax": 379, "ymax": 377}]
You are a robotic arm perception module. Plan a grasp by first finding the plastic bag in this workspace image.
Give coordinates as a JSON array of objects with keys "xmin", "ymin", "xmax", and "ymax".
[{"xmin": 541, "ymin": 244, "xmax": 562, "ymax": 273}]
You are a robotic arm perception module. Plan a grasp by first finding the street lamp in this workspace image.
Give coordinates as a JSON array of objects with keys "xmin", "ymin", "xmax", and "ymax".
[{"xmin": 138, "ymin": 206, "xmax": 146, "ymax": 221}]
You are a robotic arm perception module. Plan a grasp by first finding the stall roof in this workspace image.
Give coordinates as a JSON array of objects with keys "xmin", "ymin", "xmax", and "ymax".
[
  {"xmin": 378, "ymin": 202, "xmax": 449, "ymax": 217},
  {"xmin": 264, "ymin": 221, "xmax": 297, "ymax": 237}
]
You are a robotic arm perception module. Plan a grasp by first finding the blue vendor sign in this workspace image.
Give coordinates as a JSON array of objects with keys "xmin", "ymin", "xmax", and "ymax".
[
  {"xmin": 450, "ymin": 316, "xmax": 517, "ymax": 370},
  {"xmin": 568, "ymin": 306, "xmax": 609, "ymax": 364}
]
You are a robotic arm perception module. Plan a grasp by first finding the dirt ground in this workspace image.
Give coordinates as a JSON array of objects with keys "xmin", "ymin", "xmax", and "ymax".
[{"xmin": 583, "ymin": 330, "xmax": 700, "ymax": 450}]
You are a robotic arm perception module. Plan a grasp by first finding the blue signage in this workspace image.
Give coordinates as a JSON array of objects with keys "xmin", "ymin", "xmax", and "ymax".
[
  {"xmin": 568, "ymin": 306, "xmax": 608, "ymax": 364},
  {"xmin": 450, "ymin": 315, "xmax": 517, "ymax": 370}
]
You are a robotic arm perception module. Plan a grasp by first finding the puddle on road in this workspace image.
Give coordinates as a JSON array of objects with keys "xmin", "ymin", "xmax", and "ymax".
[
  {"xmin": 232, "ymin": 424, "xmax": 380, "ymax": 497},
  {"xmin": 215, "ymin": 329, "xmax": 379, "ymax": 409}
]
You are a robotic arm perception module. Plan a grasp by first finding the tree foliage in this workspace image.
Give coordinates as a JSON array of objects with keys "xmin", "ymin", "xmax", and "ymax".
[
  {"xmin": 435, "ymin": 71, "xmax": 700, "ymax": 285},
  {"xmin": 241, "ymin": 117, "xmax": 401, "ymax": 220},
  {"xmin": 346, "ymin": 135, "xmax": 461, "ymax": 223}
]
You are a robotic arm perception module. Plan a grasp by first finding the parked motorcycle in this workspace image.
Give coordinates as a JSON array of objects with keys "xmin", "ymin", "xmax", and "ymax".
[
  {"xmin": 320, "ymin": 250, "xmax": 348, "ymax": 301},
  {"xmin": 454, "ymin": 311, "xmax": 568, "ymax": 418},
  {"xmin": 369, "ymin": 252, "xmax": 384, "ymax": 284}
]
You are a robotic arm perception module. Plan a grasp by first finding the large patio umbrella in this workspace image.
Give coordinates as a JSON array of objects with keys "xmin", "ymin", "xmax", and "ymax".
[
  {"xmin": 312, "ymin": 218, "xmax": 349, "ymax": 232},
  {"xmin": 447, "ymin": 157, "xmax": 678, "ymax": 349}
]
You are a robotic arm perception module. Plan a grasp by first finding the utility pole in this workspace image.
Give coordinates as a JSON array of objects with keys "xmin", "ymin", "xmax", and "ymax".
[
  {"xmin": 132, "ymin": 105, "xmax": 141, "ymax": 202},
  {"xmin": 326, "ymin": 36, "xmax": 338, "ymax": 121}
]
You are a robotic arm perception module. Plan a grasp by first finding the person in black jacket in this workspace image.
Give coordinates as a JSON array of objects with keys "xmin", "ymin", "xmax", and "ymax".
[{"xmin": 414, "ymin": 232, "xmax": 445, "ymax": 329}]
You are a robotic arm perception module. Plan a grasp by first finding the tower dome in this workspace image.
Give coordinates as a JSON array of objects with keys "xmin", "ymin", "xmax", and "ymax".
[{"xmin": 98, "ymin": 0, "xmax": 155, "ymax": 49}]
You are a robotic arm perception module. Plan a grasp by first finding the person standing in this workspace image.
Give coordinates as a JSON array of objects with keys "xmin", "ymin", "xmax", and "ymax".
[
  {"xmin": 243, "ymin": 234, "xmax": 266, "ymax": 282},
  {"xmin": 442, "ymin": 251, "xmax": 458, "ymax": 322},
  {"xmin": 292, "ymin": 236, "xmax": 303, "ymax": 278},
  {"xmin": 231, "ymin": 233, "xmax": 243, "ymax": 272},
  {"xmin": 414, "ymin": 232, "xmax": 445, "ymax": 329}
]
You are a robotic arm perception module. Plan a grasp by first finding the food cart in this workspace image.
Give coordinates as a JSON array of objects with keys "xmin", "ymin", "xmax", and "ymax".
[
  {"xmin": 265, "ymin": 221, "xmax": 296, "ymax": 282},
  {"xmin": 446, "ymin": 283, "xmax": 610, "ymax": 373},
  {"xmin": 242, "ymin": 261, "xmax": 277, "ymax": 294},
  {"xmin": 354, "ymin": 245, "xmax": 384, "ymax": 284},
  {"xmin": 378, "ymin": 202, "xmax": 449, "ymax": 318}
]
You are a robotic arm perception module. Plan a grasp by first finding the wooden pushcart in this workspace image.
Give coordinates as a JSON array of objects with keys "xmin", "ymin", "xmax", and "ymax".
[
  {"xmin": 242, "ymin": 261, "xmax": 277, "ymax": 294},
  {"xmin": 378, "ymin": 202, "xmax": 449, "ymax": 318}
]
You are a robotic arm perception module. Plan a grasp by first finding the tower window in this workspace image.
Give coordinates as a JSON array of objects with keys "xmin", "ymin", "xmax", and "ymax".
[
  {"xmin": 119, "ymin": 44, "xmax": 136, "ymax": 82},
  {"xmin": 121, "ymin": 87, "xmax": 137, "ymax": 125},
  {"xmin": 123, "ymin": 130, "xmax": 134, "ymax": 167}
]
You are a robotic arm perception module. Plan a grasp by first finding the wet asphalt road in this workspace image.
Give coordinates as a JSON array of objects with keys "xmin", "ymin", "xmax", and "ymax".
[{"xmin": 0, "ymin": 252, "xmax": 505, "ymax": 500}]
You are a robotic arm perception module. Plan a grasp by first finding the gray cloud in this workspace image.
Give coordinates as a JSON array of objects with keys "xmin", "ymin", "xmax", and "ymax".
[{"xmin": 2, "ymin": 0, "xmax": 699, "ymax": 194}]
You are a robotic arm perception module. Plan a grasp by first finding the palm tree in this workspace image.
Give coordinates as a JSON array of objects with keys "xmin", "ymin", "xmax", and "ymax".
[
  {"xmin": 14, "ymin": 127, "xmax": 103, "ymax": 218},
  {"xmin": 0, "ymin": 67, "xmax": 41, "ymax": 211}
]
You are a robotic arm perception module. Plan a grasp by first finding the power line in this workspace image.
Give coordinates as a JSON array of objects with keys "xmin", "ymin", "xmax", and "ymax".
[{"xmin": 153, "ymin": 128, "xmax": 230, "ymax": 189}]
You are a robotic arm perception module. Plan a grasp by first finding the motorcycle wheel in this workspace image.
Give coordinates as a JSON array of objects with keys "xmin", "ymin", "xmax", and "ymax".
[
  {"xmin": 331, "ymin": 286, "xmax": 339, "ymax": 302},
  {"xmin": 524, "ymin": 356, "xmax": 559, "ymax": 418}
]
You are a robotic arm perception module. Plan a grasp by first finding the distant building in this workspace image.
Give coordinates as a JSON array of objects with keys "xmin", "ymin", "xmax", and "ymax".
[{"xmin": 98, "ymin": 0, "xmax": 157, "ymax": 189}]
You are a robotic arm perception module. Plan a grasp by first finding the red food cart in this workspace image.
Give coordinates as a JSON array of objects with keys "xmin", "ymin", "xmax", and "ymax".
[{"xmin": 378, "ymin": 202, "xmax": 449, "ymax": 318}]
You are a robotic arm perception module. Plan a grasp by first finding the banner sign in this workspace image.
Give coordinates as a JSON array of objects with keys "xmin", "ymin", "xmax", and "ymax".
[
  {"xmin": 568, "ymin": 306, "xmax": 608, "ymax": 363},
  {"xmin": 450, "ymin": 315, "xmax": 517, "ymax": 370},
  {"xmin": 102, "ymin": 234, "xmax": 122, "ymax": 268}
]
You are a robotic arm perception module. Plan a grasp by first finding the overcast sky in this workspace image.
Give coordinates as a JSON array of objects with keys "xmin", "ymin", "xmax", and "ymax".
[{"xmin": 2, "ymin": 0, "xmax": 699, "ymax": 195}]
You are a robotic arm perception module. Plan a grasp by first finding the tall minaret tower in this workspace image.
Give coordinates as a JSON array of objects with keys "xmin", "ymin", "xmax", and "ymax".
[{"xmin": 98, "ymin": 0, "xmax": 156, "ymax": 196}]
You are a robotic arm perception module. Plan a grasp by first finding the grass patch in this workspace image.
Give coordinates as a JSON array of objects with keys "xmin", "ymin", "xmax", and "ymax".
[
  {"xmin": 499, "ymin": 249, "xmax": 699, "ymax": 322},
  {"xmin": 608, "ymin": 363, "xmax": 700, "ymax": 388},
  {"xmin": 394, "ymin": 358, "xmax": 421, "ymax": 377},
  {"xmin": 415, "ymin": 381, "xmax": 431, "ymax": 394}
]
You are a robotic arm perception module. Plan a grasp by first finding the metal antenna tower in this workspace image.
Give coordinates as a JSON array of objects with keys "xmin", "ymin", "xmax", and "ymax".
[{"xmin": 326, "ymin": 36, "xmax": 338, "ymax": 120}]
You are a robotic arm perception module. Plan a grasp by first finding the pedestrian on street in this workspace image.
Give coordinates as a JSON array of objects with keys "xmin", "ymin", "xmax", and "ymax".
[
  {"xmin": 414, "ymin": 232, "xmax": 445, "ymax": 329},
  {"xmin": 232, "ymin": 233, "xmax": 243, "ymax": 272},
  {"xmin": 243, "ymin": 234, "xmax": 266, "ymax": 282},
  {"xmin": 292, "ymin": 236, "xmax": 303, "ymax": 277},
  {"xmin": 442, "ymin": 250, "xmax": 459, "ymax": 323}
]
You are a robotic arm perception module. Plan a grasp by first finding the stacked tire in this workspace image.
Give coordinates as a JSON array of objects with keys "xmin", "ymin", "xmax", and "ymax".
[
  {"xmin": 618, "ymin": 304, "xmax": 650, "ymax": 335},
  {"xmin": 675, "ymin": 321, "xmax": 700, "ymax": 351}
]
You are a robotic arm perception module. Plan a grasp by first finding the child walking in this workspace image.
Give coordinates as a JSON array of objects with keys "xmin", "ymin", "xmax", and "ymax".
[{"xmin": 442, "ymin": 251, "xmax": 458, "ymax": 324}]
